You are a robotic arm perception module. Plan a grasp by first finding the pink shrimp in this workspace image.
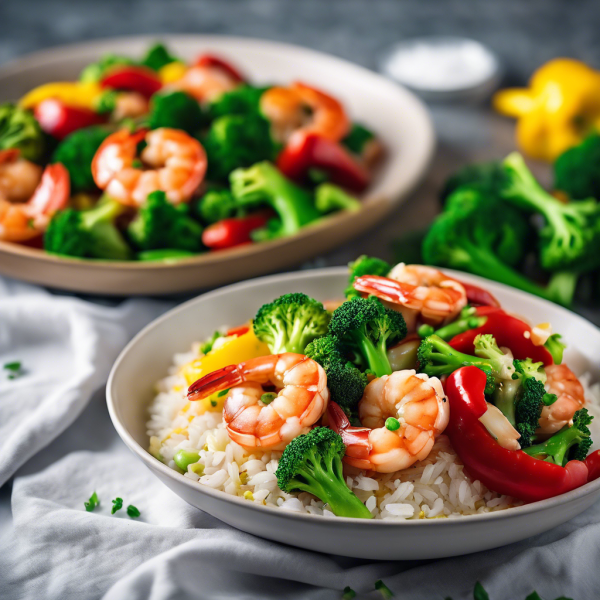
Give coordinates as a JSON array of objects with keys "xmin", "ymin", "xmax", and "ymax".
[
  {"xmin": 327, "ymin": 370, "xmax": 449, "ymax": 473},
  {"xmin": 175, "ymin": 64, "xmax": 240, "ymax": 103},
  {"xmin": 188, "ymin": 353, "xmax": 329, "ymax": 450},
  {"xmin": 91, "ymin": 128, "xmax": 207, "ymax": 207},
  {"xmin": 0, "ymin": 149, "xmax": 43, "ymax": 203}
]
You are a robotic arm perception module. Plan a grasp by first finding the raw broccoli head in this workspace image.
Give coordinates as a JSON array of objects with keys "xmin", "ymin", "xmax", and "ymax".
[
  {"xmin": 554, "ymin": 133, "xmax": 600, "ymax": 200},
  {"xmin": 314, "ymin": 183, "xmax": 361, "ymax": 215},
  {"xmin": 52, "ymin": 126, "xmax": 110, "ymax": 193},
  {"xmin": 502, "ymin": 152, "xmax": 600, "ymax": 273},
  {"xmin": 440, "ymin": 160, "xmax": 507, "ymax": 204},
  {"xmin": 304, "ymin": 336, "xmax": 367, "ymax": 415},
  {"xmin": 203, "ymin": 114, "xmax": 278, "ymax": 181},
  {"xmin": 523, "ymin": 408, "xmax": 593, "ymax": 465},
  {"xmin": 253, "ymin": 293, "xmax": 331, "ymax": 354},
  {"xmin": 275, "ymin": 427, "xmax": 372, "ymax": 518},
  {"xmin": 79, "ymin": 53, "xmax": 135, "ymax": 83},
  {"xmin": 230, "ymin": 161, "xmax": 320, "ymax": 240},
  {"xmin": 329, "ymin": 296, "xmax": 407, "ymax": 378},
  {"xmin": 44, "ymin": 197, "xmax": 132, "ymax": 260},
  {"xmin": 127, "ymin": 190, "xmax": 204, "ymax": 252},
  {"xmin": 345, "ymin": 255, "xmax": 391, "ymax": 299},
  {"xmin": 0, "ymin": 102, "xmax": 45, "ymax": 162},
  {"xmin": 140, "ymin": 43, "xmax": 181, "ymax": 71},
  {"xmin": 146, "ymin": 91, "xmax": 205, "ymax": 135},
  {"xmin": 207, "ymin": 85, "xmax": 269, "ymax": 120},
  {"xmin": 196, "ymin": 188, "xmax": 238, "ymax": 224}
]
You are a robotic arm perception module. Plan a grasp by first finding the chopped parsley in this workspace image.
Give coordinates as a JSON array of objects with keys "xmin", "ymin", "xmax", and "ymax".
[
  {"xmin": 4, "ymin": 361, "xmax": 24, "ymax": 380},
  {"xmin": 127, "ymin": 505, "xmax": 141, "ymax": 518},
  {"xmin": 375, "ymin": 580, "xmax": 394, "ymax": 599},
  {"xmin": 342, "ymin": 586, "xmax": 356, "ymax": 600},
  {"xmin": 217, "ymin": 388, "xmax": 230, "ymax": 398},
  {"xmin": 84, "ymin": 491, "xmax": 99, "ymax": 512},
  {"xmin": 111, "ymin": 497, "xmax": 123, "ymax": 514}
]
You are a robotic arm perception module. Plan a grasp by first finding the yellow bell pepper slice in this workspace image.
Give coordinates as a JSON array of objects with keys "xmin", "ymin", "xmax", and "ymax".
[
  {"xmin": 181, "ymin": 328, "xmax": 270, "ymax": 387},
  {"xmin": 20, "ymin": 82, "xmax": 102, "ymax": 110},
  {"xmin": 158, "ymin": 62, "xmax": 188, "ymax": 85}
]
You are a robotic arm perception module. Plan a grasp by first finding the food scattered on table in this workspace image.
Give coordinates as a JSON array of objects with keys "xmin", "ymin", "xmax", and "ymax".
[
  {"xmin": 147, "ymin": 259, "xmax": 600, "ymax": 520},
  {"xmin": 3, "ymin": 360, "xmax": 24, "ymax": 379},
  {"xmin": 0, "ymin": 42, "xmax": 383, "ymax": 260}
]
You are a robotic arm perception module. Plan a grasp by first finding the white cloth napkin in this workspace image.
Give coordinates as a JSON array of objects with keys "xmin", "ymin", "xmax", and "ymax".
[{"xmin": 1, "ymin": 276, "xmax": 599, "ymax": 600}]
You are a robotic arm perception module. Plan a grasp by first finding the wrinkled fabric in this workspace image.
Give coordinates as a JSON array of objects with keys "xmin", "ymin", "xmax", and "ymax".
[{"xmin": 0, "ymin": 276, "xmax": 598, "ymax": 600}]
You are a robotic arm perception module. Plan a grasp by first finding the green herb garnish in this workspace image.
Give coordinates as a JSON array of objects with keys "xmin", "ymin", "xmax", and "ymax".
[
  {"xmin": 342, "ymin": 586, "xmax": 356, "ymax": 600},
  {"xmin": 375, "ymin": 580, "xmax": 394, "ymax": 599},
  {"xmin": 127, "ymin": 505, "xmax": 141, "ymax": 518},
  {"xmin": 4, "ymin": 361, "xmax": 24, "ymax": 380},
  {"xmin": 217, "ymin": 388, "xmax": 230, "ymax": 398},
  {"xmin": 111, "ymin": 497, "xmax": 123, "ymax": 514},
  {"xmin": 84, "ymin": 491, "xmax": 99, "ymax": 512}
]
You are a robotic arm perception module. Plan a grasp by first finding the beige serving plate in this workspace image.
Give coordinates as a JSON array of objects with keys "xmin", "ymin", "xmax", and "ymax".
[{"xmin": 0, "ymin": 35, "xmax": 435, "ymax": 295}]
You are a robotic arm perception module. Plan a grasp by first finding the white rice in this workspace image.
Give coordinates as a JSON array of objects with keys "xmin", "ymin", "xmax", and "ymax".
[{"xmin": 147, "ymin": 342, "xmax": 600, "ymax": 520}]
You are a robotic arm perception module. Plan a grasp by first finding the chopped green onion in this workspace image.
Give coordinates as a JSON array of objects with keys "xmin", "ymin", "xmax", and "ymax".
[
  {"xmin": 84, "ymin": 491, "xmax": 99, "ymax": 512},
  {"xmin": 111, "ymin": 497, "xmax": 123, "ymax": 514},
  {"xmin": 173, "ymin": 449, "xmax": 200, "ymax": 471},
  {"xmin": 385, "ymin": 417, "xmax": 400, "ymax": 431},
  {"xmin": 342, "ymin": 586, "xmax": 356, "ymax": 600},
  {"xmin": 210, "ymin": 399, "xmax": 217, "ymax": 407},
  {"xmin": 260, "ymin": 392, "xmax": 277, "ymax": 405},
  {"xmin": 217, "ymin": 388, "xmax": 230, "ymax": 398},
  {"xmin": 190, "ymin": 463, "xmax": 205, "ymax": 476},
  {"xmin": 417, "ymin": 324, "xmax": 435, "ymax": 338},
  {"xmin": 127, "ymin": 505, "xmax": 141, "ymax": 518},
  {"xmin": 200, "ymin": 331, "xmax": 224, "ymax": 354},
  {"xmin": 473, "ymin": 582, "xmax": 490, "ymax": 600},
  {"xmin": 4, "ymin": 361, "xmax": 24, "ymax": 380},
  {"xmin": 375, "ymin": 580, "xmax": 394, "ymax": 598}
]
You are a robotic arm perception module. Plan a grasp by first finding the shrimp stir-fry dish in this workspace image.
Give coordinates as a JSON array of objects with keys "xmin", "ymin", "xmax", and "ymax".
[
  {"xmin": 148, "ymin": 256, "xmax": 600, "ymax": 520},
  {"xmin": 0, "ymin": 43, "xmax": 382, "ymax": 260}
]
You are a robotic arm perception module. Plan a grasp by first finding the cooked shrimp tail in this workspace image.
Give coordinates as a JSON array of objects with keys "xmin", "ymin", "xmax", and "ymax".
[
  {"xmin": 187, "ymin": 364, "xmax": 240, "ymax": 400},
  {"xmin": 326, "ymin": 401, "xmax": 371, "ymax": 460}
]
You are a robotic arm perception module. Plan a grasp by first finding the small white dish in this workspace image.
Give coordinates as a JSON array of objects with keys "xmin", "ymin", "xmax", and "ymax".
[{"xmin": 107, "ymin": 268, "xmax": 600, "ymax": 560}]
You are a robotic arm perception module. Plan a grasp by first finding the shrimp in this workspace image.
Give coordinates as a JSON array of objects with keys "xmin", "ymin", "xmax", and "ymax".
[
  {"xmin": 0, "ymin": 161, "xmax": 70, "ymax": 242},
  {"xmin": 327, "ymin": 370, "xmax": 449, "ymax": 473},
  {"xmin": 187, "ymin": 353, "xmax": 329, "ymax": 450},
  {"xmin": 538, "ymin": 364, "xmax": 586, "ymax": 435},
  {"xmin": 354, "ymin": 265, "xmax": 467, "ymax": 331},
  {"xmin": 91, "ymin": 128, "xmax": 207, "ymax": 207},
  {"xmin": 0, "ymin": 149, "xmax": 43, "ymax": 203},
  {"xmin": 260, "ymin": 82, "xmax": 350, "ymax": 144},
  {"xmin": 112, "ymin": 92, "xmax": 149, "ymax": 121},
  {"xmin": 175, "ymin": 64, "xmax": 239, "ymax": 103}
]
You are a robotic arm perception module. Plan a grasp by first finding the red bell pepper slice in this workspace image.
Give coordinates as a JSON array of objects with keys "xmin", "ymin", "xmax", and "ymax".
[
  {"xmin": 445, "ymin": 366, "xmax": 589, "ymax": 502},
  {"xmin": 195, "ymin": 54, "xmax": 245, "ymax": 83},
  {"xmin": 226, "ymin": 325, "xmax": 250, "ymax": 337},
  {"xmin": 277, "ymin": 132, "xmax": 370, "ymax": 193},
  {"xmin": 453, "ymin": 279, "xmax": 501, "ymax": 307},
  {"xmin": 449, "ymin": 307, "xmax": 554, "ymax": 366},
  {"xmin": 100, "ymin": 65, "xmax": 163, "ymax": 99},
  {"xmin": 202, "ymin": 213, "xmax": 271, "ymax": 250},
  {"xmin": 34, "ymin": 99, "xmax": 105, "ymax": 140}
]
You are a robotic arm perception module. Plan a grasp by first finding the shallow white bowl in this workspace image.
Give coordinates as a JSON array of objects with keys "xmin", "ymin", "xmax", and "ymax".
[
  {"xmin": 0, "ymin": 35, "xmax": 434, "ymax": 295},
  {"xmin": 107, "ymin": 268, "xmax": 600, "ymax": 559}
]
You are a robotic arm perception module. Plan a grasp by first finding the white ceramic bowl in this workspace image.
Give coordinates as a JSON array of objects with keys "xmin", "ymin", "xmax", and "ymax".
[
  {"xmin": 107, "ymin": 268, "xmax": 600, "ymax": 559},
  {"xmin": 0, "ymin": 35, "xmax": 434, "ymax": 295}
]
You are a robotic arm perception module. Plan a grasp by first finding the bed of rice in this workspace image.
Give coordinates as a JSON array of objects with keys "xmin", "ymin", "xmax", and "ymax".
[{"xmin": 147, "ymin": 340, "xmax": 600, "ymax": 521}]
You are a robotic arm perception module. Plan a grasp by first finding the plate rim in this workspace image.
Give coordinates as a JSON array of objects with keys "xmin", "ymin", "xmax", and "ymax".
[{"xmin": 106, "ymin": 266, "xmax": 600, "ymax": 527}]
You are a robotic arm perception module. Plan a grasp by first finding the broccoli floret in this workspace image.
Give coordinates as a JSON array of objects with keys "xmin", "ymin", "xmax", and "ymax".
[
  {"xmin": 253, "ymin": 293, "xmax": 331, "ymax": 354},
  {"xmin": 79, "ymin": 53, "xmax": 135, "ymax": 83},
  {"xmin": 502, "ymin": 152, "xmax": 600, "ymax": 272},
  {"xmin": 440, "ymin": 160, "xmax": 507, "ymax": 204},
  {"xmin": 275, "ymin": 427, "xmax": 372, "ymax": 518},
  {"xmin": 207, "ymin": 85, "xmax": 269, "ymax": 120},
  {"xmin": 341, "ymin": 123, "xmax": 375, "ymax": 155},
  {"xmin": 523, "ymin": 409, "xmax": 593, "ymax": 465},
  {"xmin": 545, "ymin": 333, "xmax": 566, "ymax": 364},
  {"xmin": 329, "ymin": 296, "xmax": 407, "ymax": 378},
  {"xmin": 52, "ymin": 126, "xmax": 110, "ymax": 193},
  {"xmin": 230, "ymin": 161, "xmax": 320, "ymax": 240},
  {"xmin": 136, "ymin": 249, "xmax": 197, "ymax": 262},
  {"xmin": 0, "ymin": 102, "xmax": 45, "ymax": 162},
  {"xmin": 314, "ymin": 183, "xmax": 361, "ymax": 214},
  {"xmin": 423, "ymin": 186, "xmax": 576, "ymax": 306},
  {"xmin": 416, "ymin": 334, "xmax": 510, "ymax": 394},
  {"xmin": 127, "ymin": 190, "xmax": 204, "ymax": 252},
  {"xmin": 305, "ymin": 336, "xmax": 367, "ymax": 415},
  {"xmin": 146, "ymin": 91, "xmax": 205, "ymax": 135},
  {"xmin": 45, "ymin": 197, "xmax": 131, "ymax": 260},
  {"xmin": 140, "ymin": 43, "xmax": 180, "ymax": 72},
  {"xmin": 554, "ymin": 134, "xmax": 600, "ymax": 201},
  {"xmin": 203, "ymin": 115, "xmax": 278, "ymax": 181},
  {"xmin": 418, "ymin": 306, "xmax": 488, "ymax": 341},
  {"xmin": 345, "ymin": 255, "xmax": 391, "ymax": 299},
  {"xmin": 196, "ymin": 188, "xmax": 238, "ymax": 224}
]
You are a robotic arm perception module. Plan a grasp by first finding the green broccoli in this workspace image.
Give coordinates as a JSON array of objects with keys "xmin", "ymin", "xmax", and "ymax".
[
  {"xmin": 554, "ymin": 133, "xmax": 600, "ymax": 201},
  {"xmin": 341, "ymin": 123, "xmax": 375, "ymax": 155},
  {"xmin": 314, "ymin": 183, "xmax": 361, "ymax": 214},
  {"xmin": 44, "ymin": 197, "xmax": 131, "ymax": 260},
  {"xmin": 439, "ymin": 160, "xmax": 507, "ymax": 204},
  {"xmin": 275, "ymin": 427, "xmax": 372, "ymax": 519},
  {"xmin": 417, "ymin": 334, "xmax": 513, "ymax": 394},
  {"xmin": 329, "ymin": 296, "xmax": 407, "ymax": 377},
  {"xmin": 523, "ymin": 409, "xmax": 593, "ymax": 465},
  {"xmin": 253, "ymin": 293, "xmax": 331, "ymax": 354},
  {"xmin": 304, "ymin": 336, "xmax": 367, "ymax": 415},
  {"xmin": 52, "ymin": 126, "xmax": 110, "ymax": 193},
  {"xmin": 230, "ymin": 161, "xmax": 320, "ymax": 240},
  {"xmin": 140, "ymin": 43, "xmax": 181, "ymax": 72},
  {"xmin": 127, "ymin": 190, "xmax": 204, "ymax": 252},
  {"xmin": 544, "ymin": 333, "xmax": 566, "ymax": 364},
  {"xmin": 207, "ymin": 85, "xmax": 269, "ymax": 120},
  {"xmin": 345, "ymin": 255, "xmax": 391, "ymax": 299},
  {"xmin": 417, "ymin": 306, "xmax": 487, "ymax": 340},
  {"xmin": 502, "ymin": 152, "xmax": 600, "ymax": 273},
  {"xmin": 136, "ymin": 249, "xmax": 197, "ymax": 262},
  {"xmin": 0, "ymin": 102, "xmax": 45, "ymax": 162},
  {"xmin": 79, "ymin": 53, "xmax": 135, "ymax": 83},
  {"xmin": 196, "ymin": 188, "xmax": 238, "ymax": 224},
  {"xmin": 203, "ymin": 114, "xmax": 278, "ymax": 181},
  {"xmin": 423, "ymin": 186, "xmax": 576, "ymax": 306},
  {"xmin": 146, "ymin": 91, "xmax": 205, "ymax": 135}
]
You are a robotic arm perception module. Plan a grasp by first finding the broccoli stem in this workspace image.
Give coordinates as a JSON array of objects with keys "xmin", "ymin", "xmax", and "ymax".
[
  {"xmin": 546, "ymin": 271, "xmax": 579, "ymax": 308},
  {"xmin": 357, "ymin": 334, "xmax": 392, "ymax": 377},
  {"xmin": 418, "ymin": 309, "xmax": 487, "ymax": 341},
  {"xmin": 523, "ymin": 424, "xmax": 583, "ymax": 466},
  {"xmin": 421, "ymin": 335, "xmax": 494, "ymax": 378},
  {"xmin": 492, "ymin": 378, "xmax": 521, "ymax": 427},
  {"xmin": 83, "ymin": 196, "xmax": 126, "ymax": 228}
]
